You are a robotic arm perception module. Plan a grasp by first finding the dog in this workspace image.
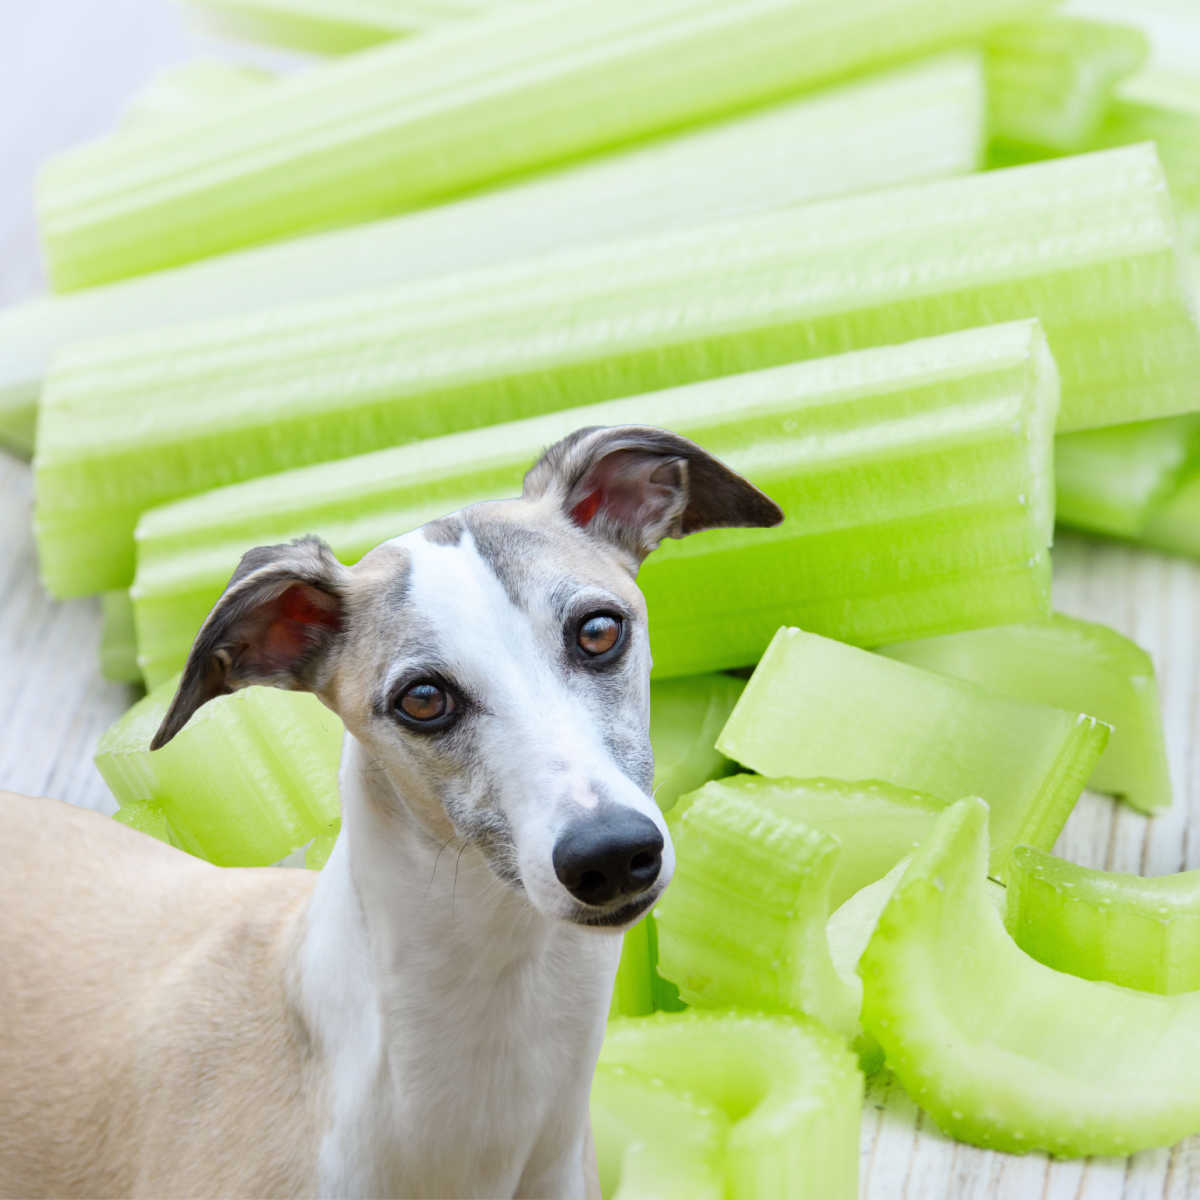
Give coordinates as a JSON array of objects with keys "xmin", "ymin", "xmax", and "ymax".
[{"xmin": 0, "ymin": 424, "xmax": 781, "ymax": 1199}]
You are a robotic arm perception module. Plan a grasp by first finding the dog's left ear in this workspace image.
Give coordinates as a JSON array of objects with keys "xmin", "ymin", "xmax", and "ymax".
[
  {"xmin": 150, "ymin": 536, "xmax": 349, "ymax": 750},
  {"xmin": 524, "ymin": 425, "xmax": 783, "ymax": 567}
]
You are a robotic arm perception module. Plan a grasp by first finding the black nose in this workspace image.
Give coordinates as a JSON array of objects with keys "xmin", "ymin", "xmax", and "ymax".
[{"xmin": 552, "ymin": 810, "xmax": 664, "ymax": 907}]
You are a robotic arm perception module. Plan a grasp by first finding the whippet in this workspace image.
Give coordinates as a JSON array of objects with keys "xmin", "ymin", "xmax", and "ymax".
[{"xmin": 0, "ymin": 424, "xmax": 781, "ymax": 1199}]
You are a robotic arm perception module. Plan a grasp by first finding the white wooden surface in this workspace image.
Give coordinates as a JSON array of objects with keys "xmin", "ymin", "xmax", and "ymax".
[{"xmin": 1, "ymin": 5, "xmax": 1198, "ymax": 1197}]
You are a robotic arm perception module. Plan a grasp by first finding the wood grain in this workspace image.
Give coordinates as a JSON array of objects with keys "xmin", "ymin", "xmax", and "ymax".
[{"xmin": 2, "ymin": 4, "xmax": 1197, "ymax": 1196}]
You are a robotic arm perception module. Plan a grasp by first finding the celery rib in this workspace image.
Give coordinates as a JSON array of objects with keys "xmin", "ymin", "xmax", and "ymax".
[
  {"xmin": 860, "ymin": 799, "xmax": 1200, "ymax": 1156},
  {"xmin": 38, "ymin": 0, "xmax": 1046, "ymax": 289},
  {"xmin": 879, "ymin": 613, "xmax": 1173, "ymax": 813},
  {"xmin": 717, "ymin": 628, "xmax": 1110, "ymax": 878},
  {"xmin": 38, "ymin": 146, "xmax": 1196, "ymax": 598},
  {"xmin": 0, "ymin": 52, "xmax": 986, "ymax": 459},
  {"xmin": 1007, "ymin": 845, "xmax": 1200, "ymax": 994},
  {"xmin": 127, "ymin": 323, "xmax": 1058, "ymax": 685}
]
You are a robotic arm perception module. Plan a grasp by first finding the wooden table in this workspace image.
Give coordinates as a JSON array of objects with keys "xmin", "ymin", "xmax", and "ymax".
[{"xmin": 3, "ymin": 5, "xmax": 1198, "ymax": 1196}]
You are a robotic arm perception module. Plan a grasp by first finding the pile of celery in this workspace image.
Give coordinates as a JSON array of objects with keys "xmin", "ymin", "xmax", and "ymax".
[{"xmin": 3, "ymin": 0, "xmax": 1200, "ymax": 1191}]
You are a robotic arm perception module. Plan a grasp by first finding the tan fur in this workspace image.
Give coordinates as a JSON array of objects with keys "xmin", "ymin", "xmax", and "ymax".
[{"xmin": 0, "ymin": 791, "xmax": 323, "ymax": 1199}]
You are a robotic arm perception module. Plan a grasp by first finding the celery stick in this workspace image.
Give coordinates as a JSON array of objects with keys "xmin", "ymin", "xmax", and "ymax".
[
  {"xmin": 1007, "ymin": 845, "xmax": 1200, "ymax": 994},
  {"xmin": 39, "ymin": 0, "xmax": 1042, "ymax": 290},
  {"xmin": 0, "ymin": 53, "xmax": 984, "ymax": 458},
  {"xmin": 609, "ymin": 920, "xmax": 656, "ymax": 1020},
  {"xmin": 128, "ymin": 323, "xmax": 1058, "ymax": 685},
  {"xmin": 99, "ymin": 590, "xmax": 141, "ymax": 684},
  {"xmin": 880, "ymin": 613, "xmax": 1172, "ymax": 814},
  {"xmin": 119, "ymin": 61, "xmax": 276, "ymax": 133},
  {"xmin": 670, "ymin": 776, "xmax": 944, "ymax": 910},
  {"xmin": 39, "ymin": 147, "xmax": 1192, "ymax": 598},
  {"xmin": 591, "ymin": 1066, "xmax": 727, "ymax": 1200},
  {"xmin": 1142, "ymin": 468, "xmax": 1200, "ymax": 559},
  {"xmin": 986, "ymin": 16, "xmax": 1148, "ymax": 151},
  {"xmin": 111, "ymin": 798, "xmax": 177, "ymax": 844},
  {"xmin": 600, "ymin": 1012, "xmax": 862, "ymax": 1200},
  {"xmin": 654, "ymin": 786, "xmax": 859, "ymax": 1039},
  {"xmin": 1055, "ymin": 414, "xmax": 1200, "ymax": 537},
  {"xmin": 860, "ymin": 798, "xmax": 1200, "ymax": 1155},
  {"xmin": 648, "ymin": 674, "xmax": 743, "ymax": 812},
  {"xmin": 95, "ymin": 676, "xmax": 343, "ymax": 867},
  {"xmin": 718, "ymin": 629, "xmax": 1110, "ymax": 878}
]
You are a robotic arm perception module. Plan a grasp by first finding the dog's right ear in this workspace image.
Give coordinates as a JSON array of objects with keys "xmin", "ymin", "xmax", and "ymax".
[{"xmin": 151, "ymin": 536, "xmax": 348, "ymax": 750}]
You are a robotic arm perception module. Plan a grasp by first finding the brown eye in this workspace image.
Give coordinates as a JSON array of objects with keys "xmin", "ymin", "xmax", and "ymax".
[
  {"xmin": 578, "ymin": 613, "xmax": 623, "ymax": 657},
  {"xmin": 397, "ymin": 682, "xmax": 455, "ymax": 725}
]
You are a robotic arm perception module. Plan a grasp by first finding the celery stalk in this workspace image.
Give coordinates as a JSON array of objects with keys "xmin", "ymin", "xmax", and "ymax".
[
  {"xmin": 38, "ymin": 0, "xmax": 1044, "ymax": 290},
  {"xmin": 647, "ymin": 674, "xmax": 743, "ymax": 812},
  {"xmin": 118, "ymin": 61, "xmax": 276, "ymax": 133},
  {"xmin": 1142, "ymin": 468, "xmax": 1200, "ymax": 558},
  {"xmin": 608, "ymin": 920, "xmax": 656, "ymax": 1020},
  {"xmin": 1007, "ymin": 845, "xmax": 1200, "ymax": 994},
  {"xmin": 128, "ymin": 323, "xmax": 1059, "ymax": 685},
  {"xmin": 0, "ymin": 53, "xmax": 984, "ymax": 458},
  {"xmin": 669, "ymin": 776, "xmax": 944, "ymax": 910},
  {"xmin": 860, "ymin": 798, "xmax": 1200, "ymax": 1155},
  {"xmin": 986, "ymin": 16, "xmax": 1148, "ymax": 151},
  {"xmin": 654, "ymin": 786, "xmax": 859, "ymax": 1039},
  {"xmin": 717, "ymin": 629, "xmax": 1110, "ymax": 878},
  {"xmin": 37, "ymin": 146, "xmax": 1192, "ymax": 597},
  {"xmin": 879, "ymin": 613, "xmax": 1173, "ymax": 813},
  {"xmin": 600, "ymin": 1013, "xmax": 862, "ymax": 1200},
  {"xmin": 99, "ymin": 590, "xmax": 141, "ymax": 684}
]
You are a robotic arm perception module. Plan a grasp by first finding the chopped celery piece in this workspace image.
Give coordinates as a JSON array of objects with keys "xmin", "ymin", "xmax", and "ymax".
[
  {"xmin": 36, "ymin": 146, "xmax": 1194, "ymax": 597},
  {"xmin": 99, "ymin": 590, "xmax": 140, "ymax": 684},
  {"xmin": 1055, "ymin": 414, "xmax": 1200, "ymax": 537},
  {"xmin": 718, "ymin": 628, "xmax": 1110, "ymax": 878},
  {"xmin": 95, "ymin": 675, "xmax": 343, "ymax": 867},
  {"xmin": 1007, "ymin": 845, "xmax": 1200, "ymax": 994},
  {"xmin": 181, "ymin": 0, "xmax": 467, "ymax": 52},
  {"xmin": 609, "ymin": 919, "xmax": 656, "ymax": 1019},
  {"xmin": 39, "ymin": 0, "xmax": 1041, "ymax": 289},
  {"xmin": 0, "ymin": 54, "xmax": 986, "ymax": 458},
  {"xmin": 880, "ymin": 613, "xmax": 1172, "ymax": 813},
  {"xmin": 648, "ymin": 674, "xmax": 743, "ymax": 812},
  {"xmin": 128, "ymin": 323, "xmax": 1058, "ymax": 684},
  {"xmin": 860, "ymin": 798, "xmax": 1200, "ymax": 1155},
  {"xmin": 986, "ymin": 16, "xmax": 1148, "ymax": 151},
  {"xmin": 654, "ymin": 786, "xmax": 858, "ymax": 1039},
  {"xmin": 119, "ymin": 61, "xmax": 275, "ymax": 132},
  {"xmin": 676, "ymin": 776, "xmax": 944, "ymax": 909},
  {"xmin": 600, "ymin": 1012, "xmax": 862, "ymax": 1200},
  {"xmin": 591, "ymin": 1066, "xmax": 727, "ymax": 1200},
  {"xmin": 111, "ymin": 798, "xmax": 176, "ymax": 844},
  {"xmin": 1142, "ymin": 468, "xmax": 1200, "ymax": 559}
]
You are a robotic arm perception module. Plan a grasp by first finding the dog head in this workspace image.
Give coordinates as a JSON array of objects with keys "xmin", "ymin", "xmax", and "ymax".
[{"xmin": 152, "ymin": 425, "xmax": 781, "ymax": 928}]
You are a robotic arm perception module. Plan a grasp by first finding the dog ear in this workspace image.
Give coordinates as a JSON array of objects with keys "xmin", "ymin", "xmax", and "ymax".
[
  {"xmin": 523, "ymin": 425, "xmax": 783, "ymax": 567},
  {"xmin": 151, "ymin": 536, "xmax": 348, "ymax": 750}
]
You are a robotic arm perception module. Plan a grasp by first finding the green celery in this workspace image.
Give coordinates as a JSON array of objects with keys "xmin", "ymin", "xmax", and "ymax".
[
  {"xmin": 119, "ymin": 61, "xmax": 275, "ymax": 133},
  {"xmin": 0, "ymin": 53, "xmax": 984, "ymax": 457},
  {"xmin": 39, "ymin": 0, "xmax": 1042, "ymax": 289},
  {"xmin": 39, "ymin": 145, "xmax": 1193, "ymax": 597},
  {"xmin": 1055, "ymin": 414, "xmax": 1200, "ymax": 537},
  {"xmin": 860, "ymin": 798, "xmax": 1200, "ymax": 1155},
  {"xmin": 96, "ymin": 677, "xmax": 343, "ymax": 867},
  {"xmin": 99, "ymin": 590, "xmax": 141, "ymax": 684},
  {"xmin": 669, "ymin": 776, "xmax": 943, "ymax": 910},
  {"xmin": 1007, "ymin": 844, "xmax": 1200, "ymax": 994},
  {"xmin": 1142, "ymin": 467, "xmax": 1200, "ymax": 558},
  {"xmin": 879, "ymin": 613, "xmax": 1173, "ymax": 813},
  {"xmin": 654, "ymin": 786, "xmax": 859, "ymax": 1039},
  {"xmin": 986, "ymin": 16, "xmax": 1148, "ymax": 151},
  {"xmin": 647, "ymin": 674, "xmax": 743, "ymax": 812},
  {"xmin": 127, "ymin": 322, "xmax": 1059, "ymax": 685},
  {"xmin": 600, "ymin": 1012, "xmax": 862, "ymax": 1200},
  {"xmin": 717, "ymin": 628, "xmax": 1110, "ymax": 878}
]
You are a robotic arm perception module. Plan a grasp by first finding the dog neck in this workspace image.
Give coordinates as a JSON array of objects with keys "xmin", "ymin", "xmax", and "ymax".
[{"xmin": 295, "ymin": 734, "xmax": 619, "ymax": 1199}]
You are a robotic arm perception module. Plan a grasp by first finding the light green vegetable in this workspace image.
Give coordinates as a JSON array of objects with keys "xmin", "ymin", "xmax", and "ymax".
[
  {"xmin": 1142, "ymin": 467, "xmax": 1200, "ymax": 558},
  {"xmin": 718, "ymin": 628, "xmax": 1110, "ymax": 878},
  {"xmin": 599, "ymin": 1012, "xmax": 862, "ymax": 1200},
  {"xmin": 880, "ymin": 613, "xmax": 1172, "ymax": 813},
  {"xmin": 647, "ymin": 674, "xmax": 743, "ymax": 812},
  {"xmin": 860, "ymin": 798, "xmax": 1200, "ymax": 1155},
  {"xmin": 38, "ymin": 0, "xmax": 1044, "ymax": 289},
  {"xmin": 0, "ymin": 52, "xmax": 986, "ymax": 459},
  {"xmin": 986, "ymin": 15, "xmax": 1148, "ymax": 151},
  {"xmin": 127, "ymin": 323, "xmax": 1058, "ymax": 684},
  {"xmin": 118, "ymin": 61, "xmax": 276, "ymax": 132},
  {"xmin": 1007, "ymin": 845, "xmax": 1200, "ymax": 994},
  {"xmin": 654, "ymin": 785, "xmax": 859, "ymax": 1039},
  {"xmin": 99, "ymin": 590, "xmax": 140, "ymax": 684}
]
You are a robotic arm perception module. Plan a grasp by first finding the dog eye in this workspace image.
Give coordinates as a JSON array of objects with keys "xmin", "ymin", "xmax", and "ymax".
[
  {"xmin": 395, "ymin": 682, "xmax": 456, "ymax": 727},
  {"xmin": 577, "ymin": 613, "xmax": 623, "ymax": 658}
]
